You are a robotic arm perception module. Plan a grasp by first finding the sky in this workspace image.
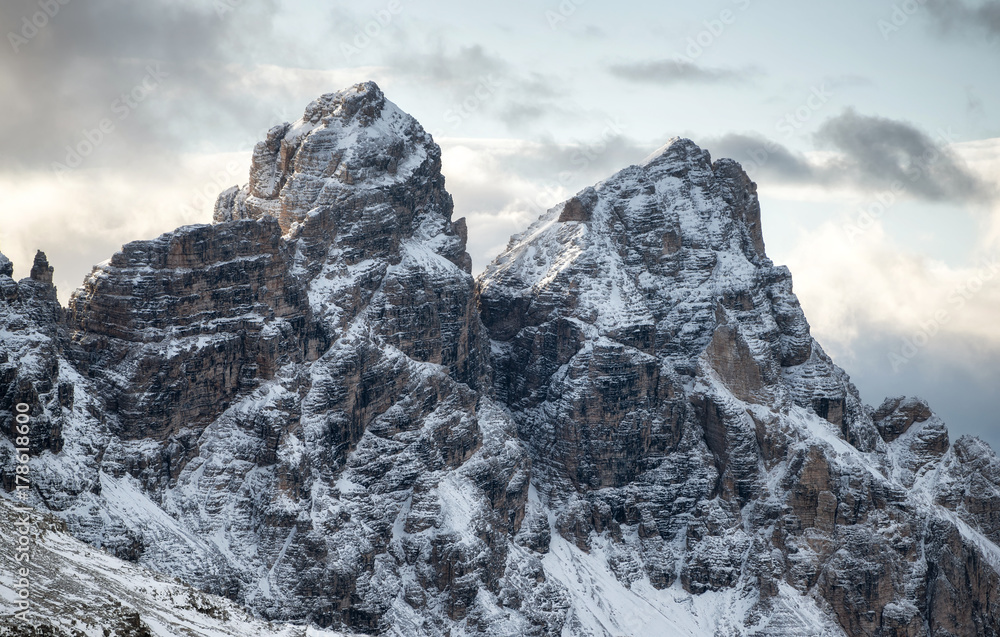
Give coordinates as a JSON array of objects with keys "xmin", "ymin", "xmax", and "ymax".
[{"xmin": 1, "ymin": 0, "xmax": 999, "ymax": 446}]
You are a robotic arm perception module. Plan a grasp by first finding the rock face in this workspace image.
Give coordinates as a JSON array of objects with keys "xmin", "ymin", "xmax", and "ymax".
[
  {"xmin": 5, "ymin": 83, "xmax": 524, "ymax": 633},
  {"xmin": 3, "ymin": 83, "xmax": 1000, "ymax": 636},
  {"xmin": 0, "ymin": 497, "xmax": 350, "ymax": 637}
]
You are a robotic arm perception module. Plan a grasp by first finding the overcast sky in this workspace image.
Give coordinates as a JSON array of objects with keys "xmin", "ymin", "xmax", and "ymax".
[{"xmin": 2, "ymin": 0, "xmax": 999, "ymax": 447}]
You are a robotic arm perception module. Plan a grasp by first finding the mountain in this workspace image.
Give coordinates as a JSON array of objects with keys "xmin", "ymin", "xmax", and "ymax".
[
  {"xmin": 0, "ymin": 496, "xmax": 347, "ymax": 637},
  {"xmin": 3, "ymin": 82, "xmax": 1000, "ymax": 636}
]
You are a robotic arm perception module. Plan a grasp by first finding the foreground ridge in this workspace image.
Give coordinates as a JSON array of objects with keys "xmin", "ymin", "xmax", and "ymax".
[{"xmin": 2, "ymin": 83, "xmax": 1000, "ymax": 636}]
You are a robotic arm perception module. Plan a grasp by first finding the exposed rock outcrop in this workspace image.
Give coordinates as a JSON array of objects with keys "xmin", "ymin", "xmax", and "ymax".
[
  {"xmin": 3, "ymin": 83, "xmax": 1000, "ymax": 637},
  {"xmin": 479, "ymin": 138, "xmax": 1000, "ymax": 635}
]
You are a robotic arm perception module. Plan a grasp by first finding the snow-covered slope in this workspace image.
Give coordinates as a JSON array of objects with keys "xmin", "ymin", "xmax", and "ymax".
[
  {"xmin": 3, "ymin": 84, "xmax": 1000, "ymax": 636},
  {"xmin": 479, "ymin": 137, "xmax": 1000, "ymax": 636},
  {"xmin": 0, "ymin": 497, "xmax": 344, "ymax": 636}
]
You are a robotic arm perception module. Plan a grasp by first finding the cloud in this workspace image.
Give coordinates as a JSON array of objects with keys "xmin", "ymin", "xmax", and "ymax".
[
  {"xmin": 774, "ymin": 211, "xmax": 1000, "ymax": 449},
  {"xmin": 832, "ymin": 329, "xmax": 1000, "ymax": 450},
  {"xmin": 925, "ymin": 0, "xmax": 1000, "ymax": 39},
  {"xmin": 378, "ymin": 39, "xmax": 574, "ymax": 131},
  {"xmin": 702, "ymin": 133, "xmax": 816, "ymax": 182},
  {"xmin": 0, "ymin": 151, "xmax": 248, "ymax": 303},
  {"xmin": 703, "ymin": 111, "xmax": 994, "ymax": 205},
  {"xmin": 823, "ymin": 74, "xmax": 875, "ymax": 90},
  {"xmin": 327, "ymin": 13, "xmax": 573, "ymax": 133},
  {"xmin": 967, "ymin": 86, "xmax": 986, "ymax": 117},
  {"xmin": 782, "ymin": 220, "xmax": 1000, "ymax": 348},
  {"xmin": 0, "ymin": 0, "xmax": 359, "ymax": 173},
  {"xmin": 608, "ymin": 59, "xmax": 753, "ymax": 85},
  {"xmin": 386, "ymin": 43, "xmax": 506, "ymax": 87},
  {"xmin": 439, "ymin": 133, "xmax": 652, "ymax": 271},
  {"xmin": 813, "ymin": 109, "xmax": 992, "ymax": 203}
]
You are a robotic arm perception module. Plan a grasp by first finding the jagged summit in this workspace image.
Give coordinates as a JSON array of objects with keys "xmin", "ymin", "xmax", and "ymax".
[
  {"xmin": 4, "ymin": 84, "xmax": 1000, "ymax": 637},
  {"xmin": 481, "ymin": 136, "xmax": 770, "ymax": 343},
  {"xmin": 214, "ymin": 81, "xmax": 449, "ymax": 241},
  {"xmin": 29, "ymin": 250, "xmax": 54, "ymax": 284},
  {"xmin": 488, "ymin": 137, "xmax": 767, "ymax": 287},
  {"xmin": 638, "ymin": 135, "xmax": 708, "ymax": 165}
]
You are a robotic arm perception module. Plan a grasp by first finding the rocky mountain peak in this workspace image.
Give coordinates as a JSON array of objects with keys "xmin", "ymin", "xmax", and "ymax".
[
  {"xmin": 301, "ymin": 79, "xmax": 388, "ymax": 126},
  {"xmin": 7, "ymin": 85, "xmax": 1000, "ymax": 637},
  {"xmin": 29, "ymin": 250, "xmax": 54, "ymax": 285},
  {"xmin": 214, "ymin": 81, "xmax": 451, "ymax": 245},
  {"xmin": 639, "ymin": 135, "xmax": 711, "ymax": 169},
  {"xmin": 480, "ymin": 137, "xmax": 772, "ymax": 352},
  {"xmin": 642, "ymin": 137, "xmax": 766, "ymax": 257},
  {"xmin": 0, "ymin": 252, "xmax": 12, "ymax": 278}
]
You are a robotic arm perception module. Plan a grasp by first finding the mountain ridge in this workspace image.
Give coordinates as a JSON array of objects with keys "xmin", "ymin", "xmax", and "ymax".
[{"xmin": 2, "ymin": 82, "xmax": 1000, "ymax": 636}]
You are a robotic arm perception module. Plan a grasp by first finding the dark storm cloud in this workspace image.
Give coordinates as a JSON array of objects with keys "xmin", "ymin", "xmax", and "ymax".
[
  {"xmin": 608, "ymin": 59, "xmax": 752, "ymax": 85},
  {"xmin": 0, "ymin": 0, "xmax": 285, "ymax": 171},
  {"xmin": 703, "ymin": 111, "xmax": 992, "ymax": 204}
]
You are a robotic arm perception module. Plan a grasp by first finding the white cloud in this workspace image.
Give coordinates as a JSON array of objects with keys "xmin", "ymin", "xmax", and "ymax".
[
  {"xmin": 440, "ymin": 136, "xmax": 641, "ymax": 272},
  {"xmin": 783, "ymin": 220, "xmax": 1000, "ymax": 350},
  {"xmin": 769, "ymin": 137, "xmax": 1000, "ymax": 362},
  {"xmin": 0, "ymin": 151, "xmax": 250, "ymax": 303}
]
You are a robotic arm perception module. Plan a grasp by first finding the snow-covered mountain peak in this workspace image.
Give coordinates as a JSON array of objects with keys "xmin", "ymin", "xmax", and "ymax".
[
  {"xmin": 480, "ymin": 137, "xmax": 770, "ymax": 341},
  {"xmin": 638, "ymin": 136, "xmax": 711, "ymax": 169},
  {"xmin": 7, "ymin": 83, "xmax": 1000, "ymax": 637},
  {"xmin": 301, "ymin": 80, "xmax": 389, "ymax": 127},
  {"xmin": 214, "ymin": 81, "xmax": 445, "ymax": 240}
]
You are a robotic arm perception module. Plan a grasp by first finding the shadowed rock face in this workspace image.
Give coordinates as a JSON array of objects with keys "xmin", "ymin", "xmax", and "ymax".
[
  {"xmin": 479, "ymin": 139, "xmax": 1000, "ymax": 635},
  {"xmin": 66, "ymin": 218, "xmax": 325, "ymax": 443},
  {"xmin": 3, "ymin": 83, "xmax": 1000, "ymax": 637},
  {"xmin": 3, "ymin": 83, "xmax": 525, "ymax": 634}
]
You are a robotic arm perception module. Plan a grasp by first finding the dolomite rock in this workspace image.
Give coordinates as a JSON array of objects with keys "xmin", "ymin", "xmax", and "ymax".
[
  {"xmin": 29, "ymin": 250, "xmax": 53, "ymax": 284},
  {"xmin": 4, "ymin": 84, "xmax": 525, "ymax": 633},
  {"xmin": 479, "ymin": 137, "xmax": 1000, "ymax": 635},
  {"xmin": 3, "ymin": 84, "xmax": 1000, "ymax": 637}
]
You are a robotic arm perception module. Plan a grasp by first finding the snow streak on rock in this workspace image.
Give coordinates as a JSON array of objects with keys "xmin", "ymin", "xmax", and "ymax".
[{"xmin": 2, "ymin": 83, "xmax": 1000, "ymax": 636}]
